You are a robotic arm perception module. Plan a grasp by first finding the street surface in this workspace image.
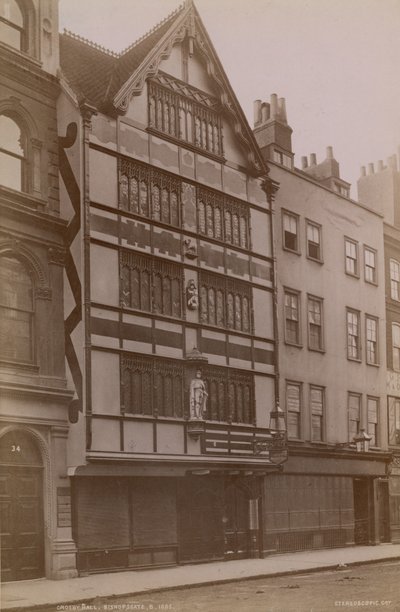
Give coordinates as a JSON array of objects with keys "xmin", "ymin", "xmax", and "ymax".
[{"xmin": 33, "ymin": 560, "xmax": 400, "ymax": 612}]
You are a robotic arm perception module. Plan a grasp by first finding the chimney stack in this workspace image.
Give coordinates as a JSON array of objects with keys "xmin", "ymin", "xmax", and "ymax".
[
  {"xmin": 261, "ymin": 102, "xmax": 269, "ymax": 124},
  {"xmin": 301, "ymin": 156, "xmax": 308, "ymax": 169},
  {"xmin": 278, "ymin": 97, "xmax": 287, "ymax": 123},
  {"xmin": 368, "ymin": 163, "xmax": 375, "ymax": 175},
  {"xmin": 310, "ymin": 153, "xmax": 317, "ymax": 167},
  {"xmin": 270, "ymin": 94, "xmax": 278, "ymax": 120},
  {"xmin": 360, "ymin": 166, "xmax": 366, "ymax": 177},
  {"xmin": 253, "ymin": 100, "xmax": 262, "ymax": 126},
  {"xmin": 326, "ymin": 146, "xmax": 334, "ymax": 160},
  {"xmin": 377, "ymin": 160, "xmax": 384, "ymax": 171}
]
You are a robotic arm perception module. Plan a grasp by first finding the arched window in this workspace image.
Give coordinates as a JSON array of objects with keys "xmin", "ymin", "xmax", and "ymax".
[
  {"xmin": 0, "ymin": 256, "xmax": 34, "ymax": 363},
  {"xmin": 0, "ymin": 115, "xmax": 26, "ymax": 191},
  {"xmin": 0, "ymin": 0, "xmax": 24, "ymax": 51}
]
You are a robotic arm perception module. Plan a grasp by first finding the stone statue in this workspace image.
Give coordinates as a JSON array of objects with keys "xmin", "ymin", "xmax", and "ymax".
[
  {"xmin": 190, "ymin": 370, "xmax": 208, "ymax": 419},
  {"xmin": 186, "ymin": 279, "xmax": 199, "ymax": 310}
]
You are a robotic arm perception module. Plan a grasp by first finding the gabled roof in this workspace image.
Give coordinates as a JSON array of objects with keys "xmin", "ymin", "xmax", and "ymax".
[{"xmin": 60, "ymin": 0, "xmax": 268, "ymax": 176}]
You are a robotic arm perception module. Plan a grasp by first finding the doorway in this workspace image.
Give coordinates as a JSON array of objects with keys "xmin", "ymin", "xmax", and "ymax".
[
  {"xmin": 377, "ymin": 479, "xmax": 390, "ymax": 543},
  {"xmin": 353, "ymin": 478, "xmax": 371, "ymax": 544},
  {"xmin": 178, "ymin": 476, "xmax": 224, "ymax": 562},
  {"xmin": 0, "ymin": 431, "xmax": 44, "ymax": 582},
  {"xmin": 223, "ymin": 484, "xmax": 250, "ymax": 559}
]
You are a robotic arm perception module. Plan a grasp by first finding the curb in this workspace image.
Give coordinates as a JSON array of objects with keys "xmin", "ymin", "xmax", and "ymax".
[{"xmin": 3, "ymin": 556, "xmax": 400, "ymax": 612}]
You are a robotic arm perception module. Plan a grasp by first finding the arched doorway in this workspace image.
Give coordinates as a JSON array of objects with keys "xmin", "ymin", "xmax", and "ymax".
[{"xmin": 0, "ymin": 430, "xmax": 44, "ymax": 581}]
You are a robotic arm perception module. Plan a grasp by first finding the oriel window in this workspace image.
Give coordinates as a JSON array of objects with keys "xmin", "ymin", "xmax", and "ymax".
[{"xmin": 120, "ymin": 252, "xmax": 182, "ymax": 318}]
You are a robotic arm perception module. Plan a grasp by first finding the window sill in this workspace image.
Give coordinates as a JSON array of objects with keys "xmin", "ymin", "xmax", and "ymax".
[
  {"xmin": 0, "ymin": 185, "xmax": 47, "ymax": 212},
  {"xmin": 345, "ymin": 271, "xmax": 360, "ymax": 279},
  {"xmin": 366, "ymin": 361, "xmax": 380, "ymax": 368},
  {"xmin": 284, "ymin": 341, "xmax": 303, "ymax": 349},
  {"xmin": 306, "ymin": 255, "xmax": 324, "ymax": 265},
  {"xmin": 282, "ymin": 246, "xmax": 301, "ymax": 256},
  {"xmin": 347, "ymin": 357, "xmax": 362, "ymax": 363},
  {"xmin": 365, "ymin": 279, "xmax": 378, "ymax": 287},
  {"xmin": 147, "ymin": 127, "xmax": 226, "ymax": 165},
  {"xmin": 308, "ymin": 347, "xmax": 325, "ymax": 354},
  {"xmin": 0, "ymin": 359, "xmax": 39, "ymax": 374}
]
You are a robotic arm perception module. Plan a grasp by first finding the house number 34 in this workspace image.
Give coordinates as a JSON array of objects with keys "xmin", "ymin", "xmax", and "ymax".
[{"xmin": 11, "ymin": 445, "xmax": 21, "ymax": 452}]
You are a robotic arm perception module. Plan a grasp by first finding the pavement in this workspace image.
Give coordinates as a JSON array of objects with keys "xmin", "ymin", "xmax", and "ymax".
[{"xmin": 2, "ymin": 543, "xmax": 400, "ymax": 611}]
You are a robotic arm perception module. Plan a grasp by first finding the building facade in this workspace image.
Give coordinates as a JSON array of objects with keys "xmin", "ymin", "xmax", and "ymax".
[
  {"xmin": 357, "ymin": 153, "xmax": 400, "ymax": 543},
  {"xmin": 254, "ymin": 97, "xmax": 392, "ymax": 553},
  {"xmin": 0, "ymin": 0, "xmax": 77, "ymax": 581},
  {"xmin": 58, "ymin": 0, "xmax": 283, "ymax": 574}
]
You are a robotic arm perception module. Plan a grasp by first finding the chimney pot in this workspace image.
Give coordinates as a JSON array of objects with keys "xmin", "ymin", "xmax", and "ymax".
[
  {"xmin": 270, "ymin": 94, "xmax": 278, "ymax": 120},
  {"xmin": 301, "ymin": 156, "xmax": 308, "ymax": 169},
  {"xmin": 253, "ymin": 100, "xmax": 262, "ymax": 126},
  {"xmin": 278, "ymin": 97, "xmax": 287, "ymax": 123},
  {"xmin": 368, "ymin": 163, "xmax": 374, "ymax": 175},
  {"xmin": 310, "ymin": 153, "xmax": 317, "ymax": 166},
  {"xmin": 377, "ymin": 160, "xmax": 384, "ymax": 171},
  {"xmin": 261, "ymin": 102, "xmax": 269, "ymax": 123},
  {"xmin": 360, "ymin": 166, "xmax": 366, "ymax": 177},
  {"xmin": 326, "ymin": 146, "xmax": 334, "ymax": 160}
]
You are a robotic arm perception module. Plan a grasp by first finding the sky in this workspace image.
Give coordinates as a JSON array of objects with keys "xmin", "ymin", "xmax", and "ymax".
[{"xmin": 59, "ymin": 0, "xmax": 400, "ymax": 198}]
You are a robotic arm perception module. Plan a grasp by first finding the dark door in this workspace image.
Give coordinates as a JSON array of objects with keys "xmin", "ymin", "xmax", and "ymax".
[
  {"xmin": 178, "ymin": 477, "xmax": 224, "ymax": 562},
  {"xmin": 353, "ymin": 478, "xmax": 371, "ymax": 544},
  {"xmin": 378, "ymin": 480, "xmax": 390, "ymax": 543},
  {"xmin": 223, "ymin": 485, "xmax": 249, "ymax": 559},
  {"xmin": 0, "ymin": 466, "xmax": 44, "ymax": 581},
  {"xmin": 0, "ymin": 431, "xmax": 44, "ymax": 582}
]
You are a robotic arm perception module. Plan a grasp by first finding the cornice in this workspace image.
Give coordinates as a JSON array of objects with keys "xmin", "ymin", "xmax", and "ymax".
[
  {"xmin": 288, "ymin": 442, "xmax": 392, "ymax": 462},
  {"xmin": 0, "ymin": 188, "xmax": 68, "ymax": 235},
  {"xmin": 0, "ymin": 45, "xmax": 60, "ymax": 101},
  {"xmin": 0, "ymin": 381, "xmax": 74, "ymax": 404}
]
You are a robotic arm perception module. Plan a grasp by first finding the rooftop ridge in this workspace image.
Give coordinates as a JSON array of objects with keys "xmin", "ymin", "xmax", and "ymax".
[
  {"xmin": 119, "ymin": 2, "xmax": 185, "ymax": 56},
  {"xmin": 62, "ymin": 29, "xmax": 119, "ymax": 57}
]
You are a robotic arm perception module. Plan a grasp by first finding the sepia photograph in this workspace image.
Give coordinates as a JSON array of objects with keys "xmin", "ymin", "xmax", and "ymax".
[{"xmin": 0, "ymin": 0, "xmax": 400, "ymax": 610}]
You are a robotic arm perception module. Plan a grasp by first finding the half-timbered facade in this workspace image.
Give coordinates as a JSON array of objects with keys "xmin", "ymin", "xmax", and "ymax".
[{"xmin": 58, "ymin": 0, "xmax": 283, "ymax": 573}]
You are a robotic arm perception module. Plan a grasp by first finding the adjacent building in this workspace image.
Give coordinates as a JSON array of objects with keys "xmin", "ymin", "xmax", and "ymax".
[
  {"xmin": 357, "ymin": 152, "xmax": 400, "ymax": 543},
  {"xmin": 58, "ymin": 0, "xmax": 282, "ymax": 574},
  {"xmin": 0, "ymin": 0, "xmax": 76, "ymax": 581},
  {"xmin": 254, "ymin": 96, "xmax": 392, "ymax": 552}
]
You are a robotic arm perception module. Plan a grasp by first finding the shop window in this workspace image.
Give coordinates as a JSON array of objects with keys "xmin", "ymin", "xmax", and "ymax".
[
  {"xmin": 199, "ymin": 271, "xmax": 251, "ymax": 333},
  {"xmin": 120, "ymin": 252, "xmax": 182, "ymax": 318},
  {"xmin": 0, "ymin": 256, "xmax": 34, "ymax": 363}
]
